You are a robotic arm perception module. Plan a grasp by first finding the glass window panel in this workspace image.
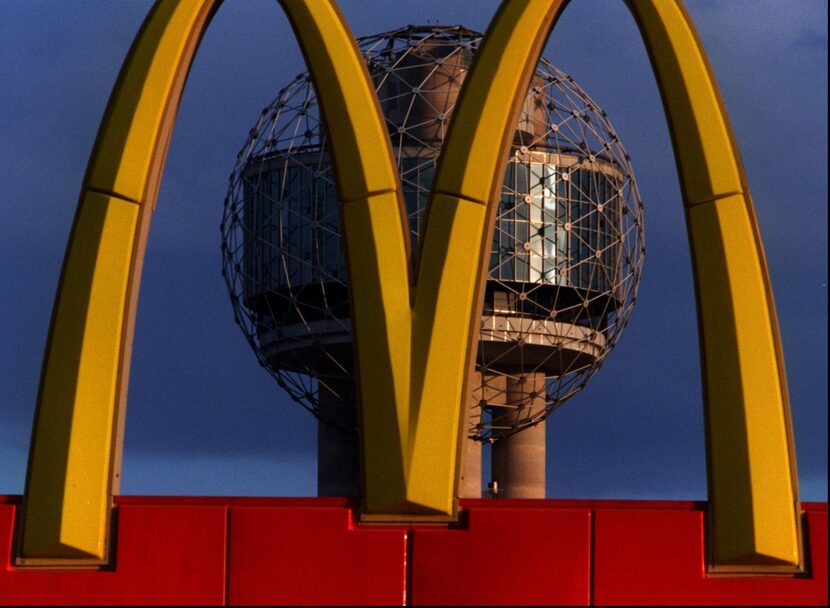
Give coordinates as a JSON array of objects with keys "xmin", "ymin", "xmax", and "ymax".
[
  {"xmin": 543, "ymin": 165, "xmax": 557, "ymax": 224},
  {"xmin": 557, "ymin": 171, "xmax": 569, "ymax": 286},
  {"xmin": 516, "ymin": 220, "xmax": 528, "ymax": 248},
  {"xmin": 514, "ymin": 252, "xmax": 528, "ymax": 281},
  {"xmin": 242, "ymin": 177, "xmax": 253, "ymax": 294},
  {"xmin": 513, "ymin": 183, "xmax": 532, "ymax": 222},
  {"xmin": 530, "ymin": 164, "xmax": 543, "ymax": 225},
  {"xmin": 255, "ymin": 173, "xmax": 266, "ymax": 290},
  {"xmin": 569, "ymin": 215, "xmax": 580, "ymax": 288},
  {"xmin": 289, "ymin": 165, "xmax": 301, "ymax": 286},
  {"xmin": 580, "ymin": 170, "xmax": 590, "ymax": 202},
  {"xmin": 499, "ymin": 162, "xmax": 514, "ymax": 284},
  {"xmin": 503, "ymin": 159, "xmax": 516, "ymax": 192},
  {"xmin": 268, "ymin": 173, "xmax": 277, "ymax": 290},
  {"xmin": 529, "ymin": 249, "xmax": 544, "ymax": 284},
  {"xmin": 501, "ymin": 244, "xmax": 514, "ymax": 281},
  {"xmin": 558, "ymin": 170, "xmax": 569, "ymax": 201},
  {"xmin": 515, "ymin": 161, "xmax": 527, "ymax": 193}
]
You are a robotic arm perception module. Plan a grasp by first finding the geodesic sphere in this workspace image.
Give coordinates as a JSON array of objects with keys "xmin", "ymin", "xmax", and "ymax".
[{"xmin": 221, "ymin": 25, "xmax": 645, "ymax": 440}]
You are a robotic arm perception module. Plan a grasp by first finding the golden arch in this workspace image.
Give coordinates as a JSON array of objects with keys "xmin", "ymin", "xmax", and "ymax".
[{"xmin": 19, "ymin": 0, "xmax": 801, "ymax": 572}]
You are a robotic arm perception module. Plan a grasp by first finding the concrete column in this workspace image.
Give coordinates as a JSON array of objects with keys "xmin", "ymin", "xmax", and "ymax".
[
  {"xmin": 459, "ymin": 372, "xmax": 483, "ymax": 499},
  {"xmin": 479, "ymin": 373, "xmax": 506, "ymax": 498},
  {"xmin": 491, "ymin": 372, "xmax": 547, "ymax": 498},
  {"xmin": 317, "ymin": 378, "xmax": 361, "ymax": 497}
]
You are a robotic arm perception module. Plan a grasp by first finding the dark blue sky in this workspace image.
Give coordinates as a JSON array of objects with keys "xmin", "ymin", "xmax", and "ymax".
[{"xmin": 1, "ymin": 0, "xmax": 826, "ymax": 500}]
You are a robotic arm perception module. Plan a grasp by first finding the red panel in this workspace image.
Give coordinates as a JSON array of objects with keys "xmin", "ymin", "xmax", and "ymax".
[
  {"xmin": 226, "ymin": 506, "xmax": 406, "ymax": 605},
  {"xmin": 0, "ymin": 503, "xmax": 226, "ymax": 605},
  {"xmin": 410, "ymin": 505, "xmax": 591, "ymax": 605},
  {"xmin": 1, "ymin": 496, "xmax": 825, "ymax": 605},
  {"xmin": 593, "ymin": 505, "xmax": 828, "ymax": 606}
]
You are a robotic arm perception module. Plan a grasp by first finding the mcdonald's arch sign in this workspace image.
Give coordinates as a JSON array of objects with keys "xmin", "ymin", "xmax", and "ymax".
[{"xmin": 5, "ymin": 1, "xmax": 825, "ymax": 600}]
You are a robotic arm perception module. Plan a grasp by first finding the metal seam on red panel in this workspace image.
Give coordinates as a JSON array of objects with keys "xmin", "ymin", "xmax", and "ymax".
[
  {"xmin": 223, "ymin": 505, "xmax": 230, "ymax": 606},
  {"xmin": 3, "ymin": 503, "xmax": 15, "ymax": 571},
  {"xmin": 798, "ymin": 511, "xmax": 816, "ymax": 579},
  {"xmin": 589, "ymin": 508, "xmax": 595, "ymax": 606},
  {"xmin": 404, "ymin": 529, "xmax": 412, "ymax": 606}
]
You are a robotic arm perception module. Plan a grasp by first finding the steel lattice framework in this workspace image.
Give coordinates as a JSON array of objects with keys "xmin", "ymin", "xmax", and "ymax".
[{"xmin": 221, "ymin": 25, "xmax": 645, "ymax": 441}]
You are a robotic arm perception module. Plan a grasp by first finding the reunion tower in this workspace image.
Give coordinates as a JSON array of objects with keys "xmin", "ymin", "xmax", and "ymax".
[{"xmin": 221, "ymin": 25, "xmax": 644, "ymax": 499}]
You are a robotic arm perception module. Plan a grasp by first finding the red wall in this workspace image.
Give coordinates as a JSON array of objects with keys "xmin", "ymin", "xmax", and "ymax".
[{"xmin": 1, "ymin": 496, "xmax": 826, "ymax": 605}]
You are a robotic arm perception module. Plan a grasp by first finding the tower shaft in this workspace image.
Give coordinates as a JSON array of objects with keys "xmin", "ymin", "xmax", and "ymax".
[
  {"xmin": 489, "ymin": 372, "xmax": 547, "ymax": 498},
  {"xmin": 317, "ymin": 378, "xmax": 361, "ymax": 497}
]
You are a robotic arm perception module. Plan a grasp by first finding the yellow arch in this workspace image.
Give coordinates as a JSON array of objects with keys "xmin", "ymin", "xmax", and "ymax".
[
  {"xmin": 626, "ymin": 0, "xmax": 801, "ymax": 570},
  {"xmin": 19, "ymin": 0, "xmax": 801, "ymax": 572}
]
